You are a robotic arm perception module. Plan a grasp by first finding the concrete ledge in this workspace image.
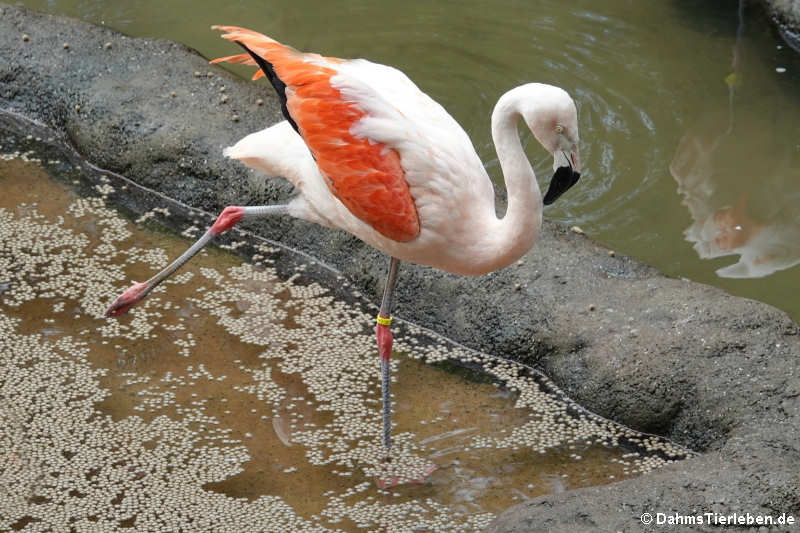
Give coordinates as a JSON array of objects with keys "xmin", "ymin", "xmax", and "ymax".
[{"xmin": 2, "ymin": 5, "xmax": 798, "ymax": 531}]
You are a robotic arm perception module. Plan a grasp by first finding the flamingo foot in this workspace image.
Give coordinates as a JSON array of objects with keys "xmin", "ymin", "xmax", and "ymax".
[
  {"xmin": 106, "ymin": 281, "xmax": 148, "ymax": 317},
  {"xmin": 376, "ymin": 461, "xmax": 438, "ymax": 489}
]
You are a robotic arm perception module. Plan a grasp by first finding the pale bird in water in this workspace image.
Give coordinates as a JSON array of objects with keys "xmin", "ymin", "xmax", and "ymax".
[{"xmin": 106, "ymin": 26, "xmax": 582, "ymax": 487}]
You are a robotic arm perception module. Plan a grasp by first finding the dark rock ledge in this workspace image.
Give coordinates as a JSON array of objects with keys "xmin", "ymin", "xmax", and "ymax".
[
  {"xmin": 763, "ymin": 0, "xmax": 800, "ymax": 51},
  {"xmin": 1, "ymin": 5, "xmax": 798, "ymax": 532}
]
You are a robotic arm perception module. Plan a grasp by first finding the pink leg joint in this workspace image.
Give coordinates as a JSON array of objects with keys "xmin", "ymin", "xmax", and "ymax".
[
  {"xmin": 376, "ymin": 321, "xmax": 393, "ymax": 362},
  {"xmin": 210, "ymin": 206, "xmax": 245, "ymax": 235}
]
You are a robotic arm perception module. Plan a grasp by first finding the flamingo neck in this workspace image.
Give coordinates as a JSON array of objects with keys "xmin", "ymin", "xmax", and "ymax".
[{"xmin": 483, "ymin": 88, "xmax": 543, "ymax": 269}]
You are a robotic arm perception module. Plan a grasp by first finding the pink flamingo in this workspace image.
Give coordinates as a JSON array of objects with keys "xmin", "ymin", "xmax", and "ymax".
[{"xmin": 106, "ymin": 26, "xmax": 581, "ymax": 482}]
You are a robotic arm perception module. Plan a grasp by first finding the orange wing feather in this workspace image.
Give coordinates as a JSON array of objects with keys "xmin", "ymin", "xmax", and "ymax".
[{"xmin": 211, "ymin": 26, "xmax": 420, "ymax": 242}]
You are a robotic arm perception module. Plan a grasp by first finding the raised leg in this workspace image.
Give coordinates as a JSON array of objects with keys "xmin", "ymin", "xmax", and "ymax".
[
  {"xmin": 376, "ymin": 257, "xmax": 401, "ymax": 451},
  {"xmin": 106, "ymin": 204, "xmax": 288, "ymax": 316}
]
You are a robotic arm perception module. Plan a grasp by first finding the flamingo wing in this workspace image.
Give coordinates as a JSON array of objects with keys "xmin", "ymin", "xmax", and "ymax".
[{"xmin": 211, "ymin": 26, "xmax": 424, "ymax": 242}]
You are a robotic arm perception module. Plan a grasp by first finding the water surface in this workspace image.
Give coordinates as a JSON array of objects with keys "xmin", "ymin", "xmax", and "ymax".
[{"xmin": 0, "ymin": 128, "xmax": 687, "ymax": 531}]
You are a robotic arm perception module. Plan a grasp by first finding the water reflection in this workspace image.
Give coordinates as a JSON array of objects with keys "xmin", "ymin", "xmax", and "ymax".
[{"xmin": 670, "ymin": 0, "xmax": 800, "ymax": 279}]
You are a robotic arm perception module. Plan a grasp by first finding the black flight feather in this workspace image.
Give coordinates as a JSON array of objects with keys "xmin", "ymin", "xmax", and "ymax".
[{"xmin": 236, "ymin": 42, "xmax": 300, "ymax": 135}]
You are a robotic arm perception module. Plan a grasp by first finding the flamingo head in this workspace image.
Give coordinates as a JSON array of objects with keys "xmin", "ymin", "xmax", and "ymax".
[{"xmin": 520, "ymin": 84, "xmax": 582, "ymax": 205}]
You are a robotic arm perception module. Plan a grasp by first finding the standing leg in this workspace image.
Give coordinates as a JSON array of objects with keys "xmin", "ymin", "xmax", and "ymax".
[
  {"xmin": 376, "ymin": 257, "xmax": 400, "ymax": 451},
  {"xmin": 375, "ymin": 258, "xmax": 437, "ymax": 489},
  {"xmin": 106, "ymin": 205, "xmax": 289, "ymax": 316}
]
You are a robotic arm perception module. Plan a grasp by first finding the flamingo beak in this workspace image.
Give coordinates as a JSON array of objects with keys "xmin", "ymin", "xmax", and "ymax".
[{"xmin": 543, "ymin": 148, "xmax": 581, "ymax": 205}]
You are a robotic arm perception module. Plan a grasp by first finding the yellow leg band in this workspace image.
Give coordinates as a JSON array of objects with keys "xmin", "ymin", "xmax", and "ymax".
[{"xmin": 376, "ymin": 315, "xmax": 392, "ymax": 326}]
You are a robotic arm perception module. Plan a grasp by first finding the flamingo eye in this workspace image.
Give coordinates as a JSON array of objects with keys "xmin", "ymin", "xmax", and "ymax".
[{"xmin": 555, "ymin": 124, "xmax": 564, "ymax": 134}]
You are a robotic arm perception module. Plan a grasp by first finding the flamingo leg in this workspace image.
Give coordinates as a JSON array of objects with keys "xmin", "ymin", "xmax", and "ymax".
[
  {"xmin": 376, "ymin": 257, "xmax": 401, "ymax": 451},
  {"xmin": 106, "ymin": 204, "xmax": 289, "ymax": 316},
  {"xmin": 375, "ymin": 258, "xmax": 437, "ymax": 489}
]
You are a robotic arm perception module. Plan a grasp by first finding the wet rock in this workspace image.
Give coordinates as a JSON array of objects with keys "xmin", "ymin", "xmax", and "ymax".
[
  {"xmin": 1, "ymin": 4, "xmax": 799, "ymax": 532},
  {"xmin": 763, "ymin": 0, "xmax": 800, "ymax": 51}
]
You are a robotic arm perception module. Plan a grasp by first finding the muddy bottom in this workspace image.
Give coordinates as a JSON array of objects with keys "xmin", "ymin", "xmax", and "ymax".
[{"xmin": 0, "ymin": 143, "xmax": 687, "ymax": 532}]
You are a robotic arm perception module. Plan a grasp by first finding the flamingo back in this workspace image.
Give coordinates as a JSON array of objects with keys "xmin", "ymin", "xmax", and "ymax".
[{"xmin": 211, "ymin": 26, "xmax": 420, "ymax": 242}]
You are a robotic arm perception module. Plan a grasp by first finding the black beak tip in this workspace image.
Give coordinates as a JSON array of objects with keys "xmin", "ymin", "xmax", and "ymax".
[{"xmin": 543, "ymin": 167, "xmax": 581, "ymax": 205}]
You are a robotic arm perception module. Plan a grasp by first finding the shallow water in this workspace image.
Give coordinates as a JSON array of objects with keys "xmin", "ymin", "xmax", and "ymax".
[
  {"xmin": 16, "ymin": 0, "xmax": 800, "ymax": 321},
  {"xmin": 0, "ymin": 127, "xmax": 687, "ymax": 531}
]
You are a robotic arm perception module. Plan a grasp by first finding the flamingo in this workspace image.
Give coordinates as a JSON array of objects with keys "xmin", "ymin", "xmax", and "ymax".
[{"xmin": 106, "ymin": 26, "xmax": 581, "ymax": 485}]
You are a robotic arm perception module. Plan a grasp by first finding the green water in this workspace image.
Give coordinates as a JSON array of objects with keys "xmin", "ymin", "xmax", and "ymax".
[{"xmin": 18, "ymin": 0, "xmax": 800, "ymax": 321}]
